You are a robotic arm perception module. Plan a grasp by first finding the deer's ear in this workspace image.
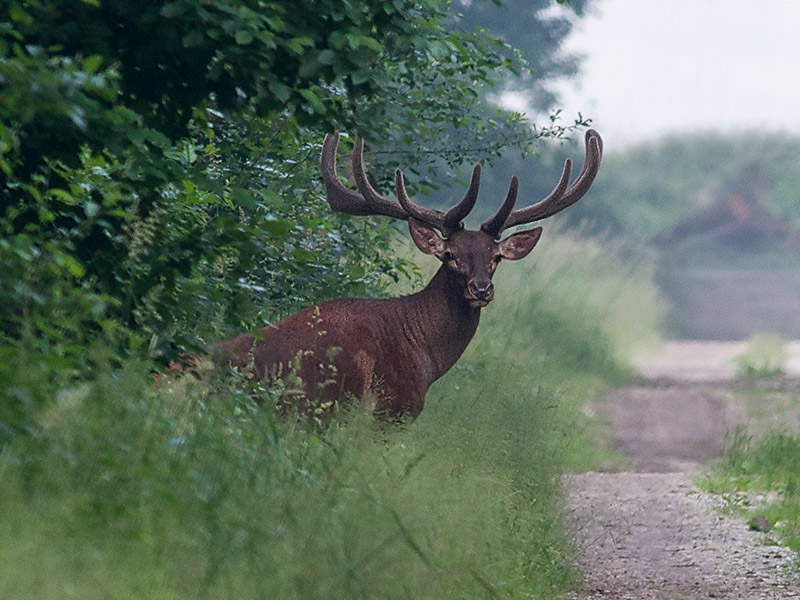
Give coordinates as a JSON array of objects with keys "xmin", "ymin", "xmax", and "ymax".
[
  {"xmin": 498, "ymin": 227, "xmax": 542, "ymax": 260},
  {"xmin": 408, "ymin": 217, "xmax": 446, "ymax": 257}
]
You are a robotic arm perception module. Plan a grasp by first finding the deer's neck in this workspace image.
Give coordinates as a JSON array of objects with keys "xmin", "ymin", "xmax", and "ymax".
[{"xmin": 402, "ymin": 264, "xmax": 481, "ymax": 383}]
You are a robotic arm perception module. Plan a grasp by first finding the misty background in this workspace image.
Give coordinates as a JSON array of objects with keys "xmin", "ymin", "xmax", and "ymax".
[{"xmin": 493, "ymin": 0, "xmax": 800, "ymax": 340}]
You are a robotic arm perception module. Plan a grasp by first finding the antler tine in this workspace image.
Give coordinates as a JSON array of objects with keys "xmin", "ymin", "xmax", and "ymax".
[
  {"xmin": 443, "ymin": 164, "xmax": 481, "ymax": 233},
  {"xmin": 322, "ymin": 133, "xmax": 365, "ymax": 214},
  {"xmin": 394, "ymin": 169, "xmax": 448, "ymax": 232},
  {"xmin": 320, "ymin": 133, "xmax": 408, "ymax": 219},
  {"xmin": 480, "ymin": 175, "xmax": 519, "ymax": 239},
  {"xmin": 321, "ymin": 132, "xmax": 486, "ymax": 236},
  {"xmin": 350, "ymin": 134, "xmax": 410, "ymax": 219},
  {"xmin": 501, "ymin": 158, "xmax": 573, "ymax": 229},
  {"xmin": 499, "ymin": 129, "xmax": 603, "ymax": 232}
]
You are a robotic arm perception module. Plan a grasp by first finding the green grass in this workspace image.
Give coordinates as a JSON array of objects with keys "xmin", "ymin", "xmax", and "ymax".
[
  {"xmin": 0, "ymin": 228, "xmax": 664, "ymax": 598},
  {"xmin": 701, "ymin": 428, "xmax": 800, "ymax": 552},
  {"xmin": 0, "ymin": 360, "xmax": 578, "ymax": 599},
  {"xmin": 734, "ymin": 333, "xmax": 788, "ymax": 379},
  {"xmin": 699, "ymin": 374, "xmax": 800, "ymax": 553}
]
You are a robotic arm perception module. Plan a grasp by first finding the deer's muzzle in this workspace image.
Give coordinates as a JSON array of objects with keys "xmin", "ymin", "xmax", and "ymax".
[{"xmin": 466, "ymin": 280, "xmax": 494, "ymax": 306}]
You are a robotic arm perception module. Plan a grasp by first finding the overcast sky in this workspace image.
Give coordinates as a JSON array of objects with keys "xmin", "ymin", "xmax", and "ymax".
[{"xmin": 529, "ymin": 0, "xmax": 800, "ymax": 149}]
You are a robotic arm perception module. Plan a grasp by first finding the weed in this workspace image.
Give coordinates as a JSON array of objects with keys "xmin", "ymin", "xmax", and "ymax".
[
  {"xmin": 701, "ymin": 428, "xmax": 800, "ymax": 553},
  {"xmin": 735, "ymin": 333, "xmax": 788, "ymax": 379}
]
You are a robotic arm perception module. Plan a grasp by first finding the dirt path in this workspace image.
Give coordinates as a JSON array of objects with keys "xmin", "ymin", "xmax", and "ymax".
[{"xmin": 566, "ymin": 342, "xmax": 800, "ymax": 599}]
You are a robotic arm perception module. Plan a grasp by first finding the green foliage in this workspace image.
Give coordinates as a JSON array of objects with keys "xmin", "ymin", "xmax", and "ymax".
[
  {"xmin": 703, "ymin": 429, "xmax": 800, "ymax": 553},
  {"xmin": 0, "ymin": 2, "xmax": 626, "ymax": 595},
  {"xmin": 0, "ymin": 226, "xmax": 665, "ymax": 598},
  {"xmin": 0, "ymin": 363, "xmax": 572, "ymax": 599},
  {"xmin": 2, "ymin": 0, "xmax": 589, "ymax": 441},
  {"xmin": 509, "ymin": 225, "xmax": 666, "ymax": 370},
  {"xmin": 735, "ymin": 334, "xmax": 788, "ymax": 379}
]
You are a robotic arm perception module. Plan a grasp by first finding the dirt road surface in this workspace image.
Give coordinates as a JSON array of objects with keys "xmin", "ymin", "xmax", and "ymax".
[{"xmin": 566, "ymin": 342, "xmax": 800, "ymax": 599}]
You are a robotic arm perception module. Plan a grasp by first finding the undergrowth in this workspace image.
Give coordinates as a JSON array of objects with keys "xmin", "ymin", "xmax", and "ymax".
[
  {"xmin": 1, "ymin": 354, "xmax": 580, "ymax": 599},
  {"xmin": 0, "ymin": 228, "xmax": 664, "ymax": 598},
  {"xmin": 734, "ymin": 333, "xmax": 788, "ymax": 379}
]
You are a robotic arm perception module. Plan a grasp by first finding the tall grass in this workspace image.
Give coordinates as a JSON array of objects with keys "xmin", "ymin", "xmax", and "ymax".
[
  {"xmin": 702, "ymin": 429, "xmax": 800, "ymax": 552},
  {"xmin": 0, "ymin": 227, "xmax": 664, "ymax": 599},
  {"xmin": 521, "ymin": 224, "xmax": 666, "ymax": 363},
  {"xmin": 1, "ymin": 365, "xmax": 575, "ymax": 599}
]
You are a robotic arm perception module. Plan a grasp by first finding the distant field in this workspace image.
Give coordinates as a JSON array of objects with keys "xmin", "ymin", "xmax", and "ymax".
[{"xmin": 659, "ymin": 267, "xmax": 800, "ymax": 340}]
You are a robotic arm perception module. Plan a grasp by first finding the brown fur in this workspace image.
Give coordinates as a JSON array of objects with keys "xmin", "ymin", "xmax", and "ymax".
[{"xmin": 216, "ymin": 261, "xmax": 481, "ymax": 419}]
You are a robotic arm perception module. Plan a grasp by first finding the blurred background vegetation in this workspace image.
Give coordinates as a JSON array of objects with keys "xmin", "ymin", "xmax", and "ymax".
[{"xmin": 569, "ymin": 133, "xmax": 800, "ymax": 339}]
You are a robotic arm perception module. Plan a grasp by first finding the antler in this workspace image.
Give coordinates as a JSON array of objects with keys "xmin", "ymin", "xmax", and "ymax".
[
  {"xmin": 320, "ymin": 132, "xmax": 480, "ymax": 236},
  {"xmin": 321, "ymin": 133, "xmax": 408, "ymax": 220},
  {"xmin": 480, "ymin": 129, "xmax": 603, "ymax": 238}
]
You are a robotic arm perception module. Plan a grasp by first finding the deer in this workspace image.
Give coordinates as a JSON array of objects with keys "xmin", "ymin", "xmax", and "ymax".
[{"xmin": 214, "ymin": 129, "xmax": 603, "ymax": 420}]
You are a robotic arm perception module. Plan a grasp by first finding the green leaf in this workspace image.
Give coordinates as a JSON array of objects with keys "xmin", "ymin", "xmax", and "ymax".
[
  {"xmin": 345, "ymin": 34, "xmax": 381, "ymax": 52},
  {"xmin": 261, "ymin": 188, "xmax": 286, "ymax": 208},
  {"xmin": 297, "ymin": 89, "xmax": 326, "ymax": 114},
  {"xmin": 63, "ymin": 255, "xmax": 85, "ymax": 278},
  {"xmin": 49, "ymin": 188, "xmax": 75, "ymax": 204},
  {"xmin": 9, "ymin": 7, "xmax": 33, "ymax": 26},
  {"xmin": 268, "ymin": 81, "xmax": 291, "ymax": 103},
  {"xmin": 230, "ymin": 187, "xmax": 256, "ymax": 209},
  {"xmin": 235, "ymin": 30, "xmax": 254, "ymax": 45},
  {"xmin": 292, "ymin": 248, "xmax": 316, "ymax": 263},
  {"xmin": 255, "ymin": 29, "xmax": 277, "ymax": 48},
  {"xmin": 350, "ymin": 69, "xmax": 370, "ymax": 85},
  {"xmin": 317, "ymin": 49, "xmax": 336, "ymax": 65},
  {"xmin": 182, "ymin": 29, "xmax": 204, "ymax": 48},
  {"xmin": 262, "ymin": 217, "xmax": 292, "ymax": 237},
  {"xmin": 349, "ymin": 264, "xmax": 365, "ymax": 279},
  {"xmin": 285, "ymin": 36, "xmax": 314, "ymax": 54},
  {"xmin": 83, "ymin": 54, "xmax": 103, "ymax": 75},
  {"xmin": 127, "ymin": 128, "xmax": 170, "ymax": 148}
]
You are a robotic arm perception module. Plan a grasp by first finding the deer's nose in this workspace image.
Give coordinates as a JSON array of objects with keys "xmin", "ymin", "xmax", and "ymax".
[{"xmin": 467, "ymin": 279, "xmax": 494, "ymax": 301}]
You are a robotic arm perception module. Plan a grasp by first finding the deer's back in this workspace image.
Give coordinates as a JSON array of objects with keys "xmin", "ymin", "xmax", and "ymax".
[{"xmin": 215, "ymin": 297, "xmax": 430, "ymax": 417}]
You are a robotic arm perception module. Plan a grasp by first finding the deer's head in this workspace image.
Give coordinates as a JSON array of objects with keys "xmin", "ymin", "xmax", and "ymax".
[
  {"xmin": 404, "ymin": 218, "xmax": 541, "ymax": 307},
  {"xmin": 321, "ymin": 130, "xmax": 603, "ymax": 308}
]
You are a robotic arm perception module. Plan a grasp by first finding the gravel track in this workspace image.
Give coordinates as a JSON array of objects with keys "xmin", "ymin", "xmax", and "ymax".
[{"xmin": 565, "ymin": 342, "xmax": 800, "ymax": 599}]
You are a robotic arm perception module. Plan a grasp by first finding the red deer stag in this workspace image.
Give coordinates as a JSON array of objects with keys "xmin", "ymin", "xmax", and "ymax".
[{"xmin": 216, "ymin": 130, "xmax": 603, "ymax": 419}]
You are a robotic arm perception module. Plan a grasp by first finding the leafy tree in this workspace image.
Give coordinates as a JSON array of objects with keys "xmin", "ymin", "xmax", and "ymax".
[
  {"xmin": 414, "ymin": 0, "xmax": 592, "ymax": 224},
  {"xmin": 0, "ymin": 0, "xmax": 589, "ymax": 441},
  {"xmin": 457, "ymin": 0, "xmax": 589, "ymax": 111}
]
